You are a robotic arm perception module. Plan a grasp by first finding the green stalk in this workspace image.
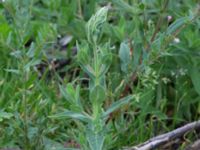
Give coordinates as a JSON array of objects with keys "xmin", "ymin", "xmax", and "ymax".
[{"xmin": 22, "ymin": 57, "xmax": 29, "ymax": 150}]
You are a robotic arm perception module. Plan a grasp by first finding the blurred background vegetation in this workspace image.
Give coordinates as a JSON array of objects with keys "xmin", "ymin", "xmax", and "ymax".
[{"xmin": 0, "ymin": 0, "xmax": 200, "ymax": 149}]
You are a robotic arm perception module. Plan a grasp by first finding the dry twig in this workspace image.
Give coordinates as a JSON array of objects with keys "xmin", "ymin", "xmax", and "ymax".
[{"xmin": 124, "ymin": 120, "xmax": 200, "ymax": 150}]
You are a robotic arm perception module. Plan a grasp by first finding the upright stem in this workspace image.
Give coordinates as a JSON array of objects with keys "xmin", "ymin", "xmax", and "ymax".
[
  {"xmin": 93, "ymin": 44, "xmax": 98, "ymax": 77},
  {"xmin": 78, "ymin": 0, "xmax": 83, "ymax": 19},
  {"xmin": 92, "ymin": 44, "xmax": 100, "ymax": 119},
  {"xmin": 93, "ymin": 102, "xmax": 100, "ymax": 119},
  {"xmin": 22, "ymin": 58, "xmax": 29, "ymax": 149},
  {"xmin": 146, "ymin": 0, "xmax": 169, "ymax": 52}
]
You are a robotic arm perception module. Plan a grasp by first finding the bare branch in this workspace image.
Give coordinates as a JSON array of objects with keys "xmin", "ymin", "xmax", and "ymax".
[{"xmin": 124, "ymin": 120, "xmax": 200, "ymax": 150}]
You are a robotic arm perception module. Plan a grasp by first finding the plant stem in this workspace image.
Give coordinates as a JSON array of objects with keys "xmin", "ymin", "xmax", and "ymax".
[
  {"xmin": 146, "ymin": 0, "xmax": 169, "ymax": 52},
  {"xmin": 22, "ymin": 56, "xmax": 29, "ymax": 149}
]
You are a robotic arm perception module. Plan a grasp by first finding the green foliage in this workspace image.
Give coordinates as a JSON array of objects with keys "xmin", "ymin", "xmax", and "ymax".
[
  {"xmin": 190, "ymin": 67, "xmax": 200, "ymax": 96},
  {"xmin": 51, "ymin": 7, "xmax": 135, "ymax": 149},
  {"xmin": 0, "ymin": 0, "xmax": 200, "ymax": 149},
  {"xmin": 119, "ymin": 42, "xmax": 131, "ymax": 73},
  {"xmin": 0, "ymin": 110, "xmax": 13, "ymax": 122}
]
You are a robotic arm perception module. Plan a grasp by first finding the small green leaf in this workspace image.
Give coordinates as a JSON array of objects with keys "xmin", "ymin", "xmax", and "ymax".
[
  {"xmin": 103, "ymin": 95, "xmax": 134, "ymax": 118},
  {"xmin": 10, "ymin": 50, "xmax": 23, "ymax": 59},
  {"xmin": 24, "ymin": 58, "xmax": 41, "ymax": 72},
  {"xmin": 0, "ymin": 111, "xmax": 13, "ymax": 122},
  {"xmin": 77, "ymin": 46, "xmax": 89, "ymax": 65},
  {"xmin": 112, "ymin": 0, "xmax": 140, "ymax": 15},
  {"xmin": 166, "ymin": 17, "xmax": 189, "ymax": 35},
  {"xmin": 59, "ymin": 84, "xmax": 83, "ymax": 112},
  {"xmin": 26, "ymin": 42, "xmax": 36, "ymax": 58},
  {"xmin": 132, "ymin": 43, "xmax": 142, "ymax": 71},
  {"xmin": 28, "ymin": 127, "xmax": 38, "ymax": 140},
  {"xmin": 77, "ymin": 41, "xmax": 96, "ymax": 78},
  {"xmin": 59, "ymin": 85, "xmax": 70, "ymax": 100},
  {"xmin": 81, "ymin": 64, "xmax": 96, "ymax": 79},
  {"xmin": 119, "ymin": 42, "xmax": 131, "ymax": 73},
  {"xmin": 4, "ymin": 69, "xmax": 20, "ymax": 74},
  {"xmin": 6, "ymin": 31, "xmax": 13, "ymax": 45},
  {"xmin": 99, "ymin": 53, "xmax": 112, "ymax": 76},
  {"xmin": 48, "ymin": 110, "xmax": 91, "ymax": 123},
  {"xmin": 190, "ymin": 67, "xmax": 200, "ymax": 96},
  {"xmin": 119, "ymin": 42, "xmax": 130, "ymax": 63},
  {"xmin": 66, "ymin": 84, "xmax": 76, "ymax": 101},
  {"xmin": 86, "ymin": 128, "xmax": 104, "ymax": 150},
  {"xmin": 90, "ymin": 85, "xmax": 106, "ymax": 103}
]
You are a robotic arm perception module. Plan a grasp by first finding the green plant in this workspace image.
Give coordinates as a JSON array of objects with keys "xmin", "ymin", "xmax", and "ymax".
[
  {"xmin": 0, "ymin": 0, "xmax": 200, "ymax": 149},
  {"xmin": 49, "ymin": 7, "xmax": 134, "ymax": 150}
]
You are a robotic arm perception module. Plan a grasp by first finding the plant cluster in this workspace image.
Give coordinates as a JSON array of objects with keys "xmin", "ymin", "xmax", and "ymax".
[{"xmin": 0, "ymin": 0, "xmax": 200, "ymax": 150}]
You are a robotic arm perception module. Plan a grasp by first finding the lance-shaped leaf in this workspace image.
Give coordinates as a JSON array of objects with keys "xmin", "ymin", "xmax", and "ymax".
[
  {"xmin": 99, "ymin": 53, "xmax": 112, "ymax": 76},
  {"xmin": 86, "ymin": 128, "xmax": 105, "ymax": 150},
  {"xmin": 24, "ymin": 58, "xmax": 41, "ymax": 72},
  {"xmin": 132, "ymin": 43, "xmax": 142, "ymax": 71},
  {"xmin": 190, "ymin": 67, "xmax": 200, "ymax": 96},
  {"xmin": 112, "ymin": 0, "xmax": 140, "ymax": 15},
  {"xmin": 103, "ymin": 95, "xmax": 134, "ymax": 118},
  {"xmin": 90, "ymin": 85, "xmax": 106, "ymax": 103},
  {"xmin": 77, "ymin": 41, "xmax": 96, "ymax": 79},
  {"xmin": 119, "ymin": 42, "xmax": 131, "ymax": 73},
  {"xmin": 59, "ymin": 84, "xmax": 83, "ymax": 112},
  {"xmin": 26, "ymin": 42, "xmax": 36, "ymax": 58},
  {"xmin": 49, "ymin": 110, "xmax": 91, "ymax": 123},
  {"xmin": 166, "ymin": 17, "xmax": 189, "ymax": 35},
  {"xmin": 76, "ymin": 41, "xmax": 90, "ymax": 65}
]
